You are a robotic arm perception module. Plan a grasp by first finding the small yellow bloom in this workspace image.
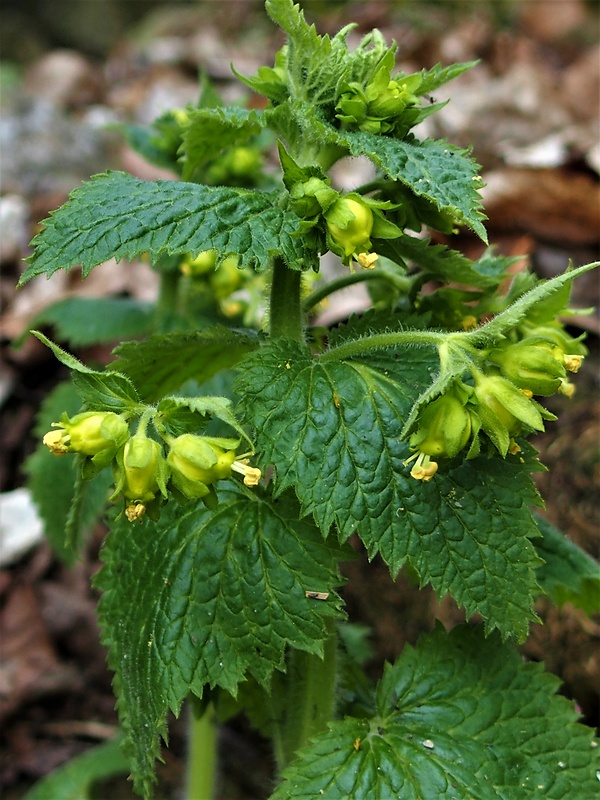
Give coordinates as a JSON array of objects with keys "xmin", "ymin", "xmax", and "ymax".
[
  {"xmin": 558, "ymin": 379, "xmax": 575, "ymax": 398},
  {"xmin": 356, "ymin": 252, "xmax": 378, "ymax": 270},
  {"xmin": 564, "ymin": 354, "xmax": 583, "ymax": 373},
  {"xmin": 232, "ymin": 460, "xmax": 262, "ymax": 487},
  {"xmin": 125, "ymin": 503, "xmax": 146, "ymax": 522},
  {"xmin": 404, "ymin": 451, "xmax": 438, "ymax": 481},
  {"xmin": 43, "ymin": 429, "xmax": 70, "ymax": 455}
]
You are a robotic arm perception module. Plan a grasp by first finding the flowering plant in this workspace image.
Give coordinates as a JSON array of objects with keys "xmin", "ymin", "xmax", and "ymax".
[{"xmin": 22, "ymin": 2, "xmax": 598, "ymax": 797}]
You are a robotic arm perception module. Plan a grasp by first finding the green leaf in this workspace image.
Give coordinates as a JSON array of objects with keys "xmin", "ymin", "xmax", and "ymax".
[
  {"xmin": 23, "ymin": 735, "xmax": 129, "ymax": 800},
  {"xmin": 534, "ymin": 516, "xmax": 600, "ymax": 615},
  {"xmin": 31, "ymin": 331, "xmax": 141, "ymax": 413},
  {"xmin": 157, "ymin": 395, "xmax": 253, "ymax": 449},
  {"xmin": 293, "ymin": 105, "xmax": 487, "ymax": 240},
  {"xmin": 236, "ymin": 339, "xmax": 543, "ymax": 640},
  {"xmin": 341, "ymin": 133, "xmax": 487, "ymax": 240},
  {"xmin": 95, "ymin": 485, "xmax": 349, "ymax": 796},
  {"xmin": 377, "ymin": 235, "xmax": 505, "ymax": 288},
  {"xmin": 466, "ymin": 262, "xmax": 599, "ymax": 345},
  {"xmin": 416, "ymin": 60, "xmax": 479, "ymax": 95},
  {"xmin": 265, "ymin": 0, "xmax": 356, "ymax": 107},
  {"xmin": 118, "ymin": 122, "xmax": 180, "ymax": 172},
  {"xmin": 24, "ymin": 380, "xmax": 113, "ymax": 564},
  {"xmin": 21, "ymin": 171, "xmax": 317, "ymax": 285},
  {"xmin": 181, "ymin": 107, "xmax": 264, "ymax": 180},
  {"xmin": 27, "ymin": 296, "xmax": 154, "ymax": 347},
  {"xmin": 272, "ymin": 625, "xmax": 599, "ymax": 800},
  {"xmin": 110, "ymin": 327, "xmax": 260, "ymax": 402}
]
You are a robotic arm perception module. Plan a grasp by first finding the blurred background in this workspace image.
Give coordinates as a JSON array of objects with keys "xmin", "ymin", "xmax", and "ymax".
[{"xmin": 1, "ymin": 1, "xmax": 598, "ymax": 797}]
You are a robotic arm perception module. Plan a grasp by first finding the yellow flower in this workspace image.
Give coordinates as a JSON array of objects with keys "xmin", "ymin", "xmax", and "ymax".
[
  {"xmin": 405, "ymin": 452, "xmax": 438, "ymax": 481},
  {"xmin": 43, "ymin": 429, "xmax": 70, "ymax": 455},
  {"xmin": 231, "ymin": 460, "xmax": 262, "ymax": 487},
  {"xmin": 356, "ymin": 252, "xmax": 379, "ymax": 270}
]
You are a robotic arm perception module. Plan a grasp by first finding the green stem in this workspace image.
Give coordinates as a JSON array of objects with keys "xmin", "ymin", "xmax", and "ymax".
[
  {"xmin": 155, "ymin": 268, "xmax": 181, "ymax": 326},
  {"xmin": 354, "ymin": 178, "xmax": 388, "ymax": 196},
  {"xmin": 321, "ymin": 330, "xmax": 450, "ymax": 363},
  {"xmin": 272, "ymin": 619, "xmax": 338, "ymax": 774},
  {"xmin": 270, "ymin": 257, "xmax": 303, "ymax": 341},
  {"xmin": 303, "ymin": 270, "xmax": 413, "ymax": 313},
  {"xmin": 187, "ymin": 702, "xmax": 217, "ymax": 800}
]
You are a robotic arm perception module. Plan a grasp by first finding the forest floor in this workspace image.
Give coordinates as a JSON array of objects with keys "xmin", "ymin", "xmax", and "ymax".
[{"xmin": 0, "ymin": 1, "xmax": 598, "ymax": 798}]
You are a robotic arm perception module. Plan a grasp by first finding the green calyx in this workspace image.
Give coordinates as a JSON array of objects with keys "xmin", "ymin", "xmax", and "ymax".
[
  {"xmin": 167, "ymin": 434, "xmax": 237, "ymax": 500},
  {"xmin": 325, "ymin": 196, "xmax": 374, "ymax": 262},
  {"xmin": 405, "ymin": 388, "xmax": 474, "ymax": 481},
  {"xmin": 335, "ymin": 51, "xmax": 421, "ymax": 136},
  {"xmin": 487, "ymin": 336, "xmax": 567, "ymax": 396},
  {"xmin": 289, "ymin": 176, "xmax": 338, "ymax": 219},
  {"xmin": 112, "ymin": 430, "xmax": 169, "ymax": 520},
  {"xmin": 472, "ymin": 373, "xmax": 550, "ymax": 457},
  {"xmin": 410, "ymin": 392, "xmax": 473, "ymax": 459},
  {"xmin": 43, "ymin": 411, "xmax": 129, "ymax": 466}
]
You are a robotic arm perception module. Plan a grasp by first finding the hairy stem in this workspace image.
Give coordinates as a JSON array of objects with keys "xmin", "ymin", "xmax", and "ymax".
[
  {"xmin": 272, "ymin": 619, "xmax": 338, "ymax": 774},
  {"xmin": 303, "ymin": 270, "xmax": 413, "ymax": 313},
  {"xmin": 321, "ymin": 330, "xmax": 450, "ymax": 362},
  {"xmin": 155, "ymin": 268, "xmax": 181, "ymax": 329},
  {"xmin": 186, "ymin": 702, "xmax": 217, "ymax": 800},
  {"xmin": 270, "ymin": 257, "xmax": 303, "ymax": 341}
]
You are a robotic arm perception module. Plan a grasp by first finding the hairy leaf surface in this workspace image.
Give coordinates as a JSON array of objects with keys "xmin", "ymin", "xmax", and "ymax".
[
  {"xmin": 21, "ymin": 171, "xmax": 315, "ymax": 285},
  {"xmin": 181, "ymin": 107, "xmax": 264, "ymax": 179},
  {"xmin": 110, "ymin": 327, "xmax": 260, "ymax": 401},
  {"xmin": 272, "ymin": 625, "xmax": 598, "ymax": 800},
  {"xmin": 96, "ymin": 485, "xmax": 348, "ymax": 795},
  {"xmin": 534, "ymin": 516, "xmax": 600, "ymax": 615},
  {"xmin": 236, "ymin": 339, "xmax": 543, "ymax": 639},
  {"xmin": 27, "ymin": 297, "xmax": 154, "ymax": 347},
  {"xmin": 340, "ymin": 133, "xmax": 487, "ymax": 240}
]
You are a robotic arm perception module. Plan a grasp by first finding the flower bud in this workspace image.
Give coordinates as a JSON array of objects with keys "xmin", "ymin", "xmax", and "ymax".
[
  {"xmin": 487, "ymin": 336, "xmax": 566, "ymax": 396},
  {"xmin": 43, "ymin": 411, "xmax": 129, "ymax": 462},
  {"xmin": 325, "ymin": 197, "xmax": 374, "ymax": 265},
  {"xmin": 404, "ymin": 392, "xmax": 473, "ymax": 481},
  {"xmin": 473, "ymin": 374, "xmax": 546, "ymax": 456},
  {"xmin": 180, "ymin": 249, "xmax": 218, "ymax": 277},
  {"xmin": 117, "ymin": 436, "xmax": 167, "ymax": 504},
  {"xmin": 289, "ymin": 177, "xmax": 338, "ymax": 219},
  {"xmin": 168, "ymin": 434, "xmax": 236, "ymax": 499},
  {"xmin": 410, "ymin": 394, "xmax": 473, "ymax": 459}
]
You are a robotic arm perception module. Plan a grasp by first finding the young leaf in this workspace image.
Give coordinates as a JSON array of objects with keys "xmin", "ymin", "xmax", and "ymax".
[
  {"xmin": 27, "ymin": 296, "xmax": 154, "ymax": 347},
  {"xmin": 416, "ymin": 60, "xmax": 479, "ymax": 95},
  {"xmin": 265, "ymin": 0, "xmax": 356, "ymax": 107},
  {"xmin": 23, "ymin": 735, "xmax": 129, "ymax": 800},
  {"xmin": 294, "ymin": 106, "xmax": 487, "ymax": 240},
  {"xmin": 181, "ymin": 107, "xmax": 264, "ymax": 180},
  {"xmin": 21, "ymin": 171, "xmax": 317, "ymax": 285},
  {"xmin": 377, "ymin": 235, "xmax": 506, "ymax": 288},
  {"xmin": 465, "ymin": 261, "xmax": 599, "ymax": 345},
  {"xmin": 110, "ymin": 327, "xmax": 260, "ymax": 402},
  {"xmin": 31, "ymin": 331, "xmax": 141, "ymax": 413},
  {"xmin": 157, "ymin": 395, "xmax": 253, "ymax": 449},
  {"xmin": 340, "ymin": 133, "xmax": 487, "ymax": 241},
  {"xmin": 24, "ymin": 380, "xmax": 113, "ymax": 564},
  {"xmin": 236, "ymin": 339, "xmax": 543, "ymax": 640},
  {"xmin": 534, "ymin": 515, "xmax": 600, "ymax": 615},
  {"xmin": 272, "ymin": 625, "xmax": 599, "ymax": 800},
  {"xmin": 95, "ymin": 485, "xmax": 349, "ymax": 796}
]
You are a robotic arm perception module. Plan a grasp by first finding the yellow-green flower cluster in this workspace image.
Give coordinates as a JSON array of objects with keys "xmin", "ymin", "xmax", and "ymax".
[
  {"xmin": 405, "ymin": 321, "xmax": 586, "ymax": 481},
  {"xmin": 42, "ymin": 410, "xmax": 261, "ymax": 521}
]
